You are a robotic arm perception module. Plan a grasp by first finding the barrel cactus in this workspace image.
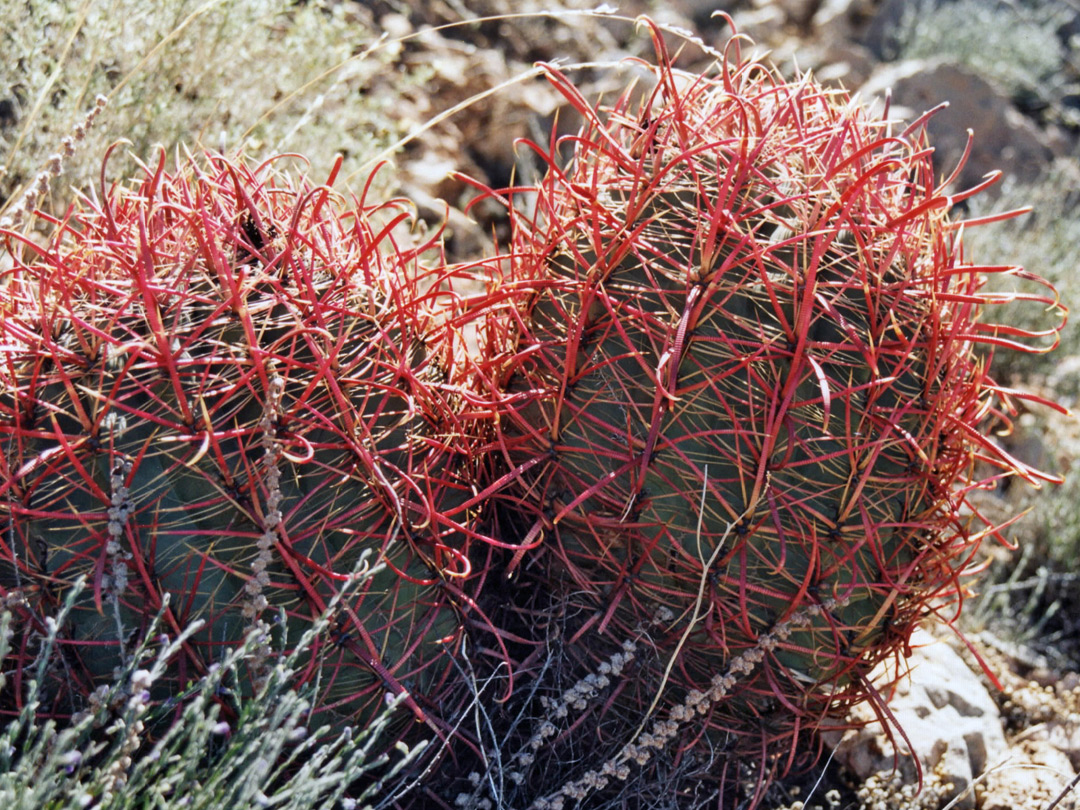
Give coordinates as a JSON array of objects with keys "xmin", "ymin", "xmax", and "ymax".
[
  {"xmin": 0, "ymin": 150, "xmax": 482, "ymax": 737},
  {"xmin": 490, "ymin": 20, "xmax": 1065, "ymax": 768}
]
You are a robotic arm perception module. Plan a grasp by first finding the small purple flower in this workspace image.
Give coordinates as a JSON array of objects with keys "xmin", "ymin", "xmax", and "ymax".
[{"xmin": 60, "ymin": 750, "xmax": 82, "ymax": 774}]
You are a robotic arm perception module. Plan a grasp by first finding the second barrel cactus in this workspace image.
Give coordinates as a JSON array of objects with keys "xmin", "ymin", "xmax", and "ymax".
[{"xmin": 485, "ymin": 20, "xmax": 1065, "ymax": 765}]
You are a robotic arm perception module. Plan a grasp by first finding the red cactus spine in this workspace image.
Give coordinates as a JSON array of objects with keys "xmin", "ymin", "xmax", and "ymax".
[
  {"xmin": 491, "ymin": 20, "xmax": 1066, "ymax": 774},
  {"xmin": 0, "ymin": 150, "xmax": 485, "ymax": 741}
]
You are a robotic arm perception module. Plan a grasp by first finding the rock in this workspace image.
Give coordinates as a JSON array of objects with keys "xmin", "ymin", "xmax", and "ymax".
[
  {"xmin": 858, "ymin": 59, "xmax": 1053, "ymax": 192},
  {"xmin": 374, "ymin": 20, "xmax": 570, "ymax": 259},
  {"xmin": 675, "ymin": 0, "xmax": 743, "ymax": 29},
  {"xmin": 730, "ymin": 6, "xmax": 786, "ymax": 48},
  {"xmin": 771, "ymin": 38, "xmax": 876, "ymax": 90},
  {"xmin": 1042, "ymin": 721, "xmax": 1080, "ymax": 772},
  {"xmin": 1003, "ymin": 670, "xmax": 1080, "ymax": 772},
  {"xmin": 811, "ymin": 0, "xmax": 877, "ymax": 42},
  {"xmin": 379, "ymin": 13, "xmax": 412, "ymax": 40},
  {"xmin": 814, "ymin": 41, "xmax": 875, "ymax": 88},
  {"xmin": 774, "ymin": 0, "xmax": 822, "ymax": 28},
  {"xmin": 979, "ymin": 740, "xmax": 1079, "ymax": 810},
  {"xmin": 823, "ymin": 629, "xmax": 1009, "ymax": 810}
]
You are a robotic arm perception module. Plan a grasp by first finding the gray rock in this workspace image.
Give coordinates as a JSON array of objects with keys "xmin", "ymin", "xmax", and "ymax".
[
  {"xmin": 730, "ymin": 5, "xmax": 786, "ymax": 47},
  {"xmin": 774, "ymin": 0, "xmax": 822, "ymax": 27},
  {"xmin": 774, "ymin": 39, "xmax": 876, "ymax": 90},
  {"xmin": 823, "ymin": 629, "xmax": 1009, "ymax": 810},
  {"xmin": 811, "ymin": 0, "xmax": 877, "ymax": 43},
  {"xmin": 858, "ymin": 58, "xmax": 1052, "ymax": 192}
]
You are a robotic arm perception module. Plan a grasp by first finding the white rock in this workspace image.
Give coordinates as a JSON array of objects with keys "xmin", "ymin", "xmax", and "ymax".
[
  {"xmin": 979, "ymin": 740, "xmax": 1079, "ymax": 810},
  {"xmin": 823, "ymin": 629, "xmax": 1009, "ymax": 810}
]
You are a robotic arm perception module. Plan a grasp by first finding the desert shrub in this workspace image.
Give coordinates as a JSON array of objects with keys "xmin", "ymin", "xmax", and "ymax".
[
  {"xmin": 958, "ymin": 163, "xmax": 1080, "ymax": 667},
  {"xmin": 965, "ymin": 409, "xmax": 1080, "ymax": 669},
  {"xmin": 888, "ymin": 0, "xmax": 1074, "ymax": 116},
  {"xmin": 0, "ymin": 559, "xmax": 426, "ymax": 810},
  {"xmin": 964, "ymin": 160, "xmax": 1080, "ymax": 397},
  {"xmin": 0, "ymin": 0, "xmax": 406, "ymax": 215}
]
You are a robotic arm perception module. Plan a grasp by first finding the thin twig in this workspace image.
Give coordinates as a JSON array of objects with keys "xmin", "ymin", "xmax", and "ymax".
[{"xmin": 1045, "ymin": 769, "xmax": 1080, "ymax": 810}]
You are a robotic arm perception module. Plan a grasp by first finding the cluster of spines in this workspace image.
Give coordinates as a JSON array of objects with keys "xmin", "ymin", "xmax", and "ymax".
[
  {"xmin": 0, "ymin": 150, "xmax": 506, "ymax": 739},
  {"xmin": 453, "ymin": 15, "xmax": 1065, "ymax": 792},
  {"xmin": 0, "ymin": 15, "xmax": 1068, "ymax": 809}
]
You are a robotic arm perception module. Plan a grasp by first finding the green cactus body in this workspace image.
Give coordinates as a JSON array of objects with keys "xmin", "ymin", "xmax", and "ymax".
[
  {"xmin": 0, "ymin": 152, "xmax": 473, "ymax": 733},
  {"xmin": 498, "ymin": 29, "xmax": 1063, "ymax": 750}
]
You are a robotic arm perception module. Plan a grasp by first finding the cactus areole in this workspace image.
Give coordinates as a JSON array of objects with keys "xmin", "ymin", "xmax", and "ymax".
[
  {"xmin": 494, "ymin": 22, "xmax": 1066, "ymax": 755},
  {"xmin": 0, "ymin": 150, "xmax": 485, "ymax": 736}
]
